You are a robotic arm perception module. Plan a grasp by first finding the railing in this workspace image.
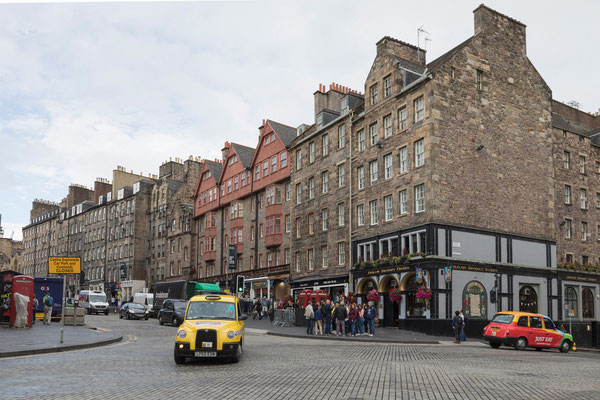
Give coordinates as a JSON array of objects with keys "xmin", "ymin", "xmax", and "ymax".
[{"xmin": 272, "ymin": 308, "xmax": 295, "ymax": 327}]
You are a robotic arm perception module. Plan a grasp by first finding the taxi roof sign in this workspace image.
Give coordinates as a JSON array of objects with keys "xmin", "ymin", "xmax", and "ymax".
[{"xmin": 49, "ymin": 257, "xmax": 81, "ymax": 274}]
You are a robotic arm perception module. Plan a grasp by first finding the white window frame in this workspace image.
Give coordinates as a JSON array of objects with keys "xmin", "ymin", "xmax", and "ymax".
[
  {"xmin": 338, "ymin": 164, "xmax": 345, "ymax": 187},
  {"xmin": 322, "ymin": 134, "xmax": 329, "ymax": 156},
  {"xmin": 415, "ymin": 139, "xmax": 425, "ymax": 167},
  {"xmin": 370, "ymin": 123, "xmax": 378, "ymax": 146},
  {"xmin": 384, "ymin": 154, "xmax": 393, "ymax": 179},
  {"xmin": 399, "ymin": 147, "xmax": 408, "ymax": 173},
  {"xmin": 338, "ymin": 203, "xmax": 345, "ymax": 227},
  {"xmin": 369, "ymin": 200, "xmax": 378, "ymax": 226},
  {"xmin": 415, "ymin": 184, "xmax": 425, "ymax": 213},
  {"xmin": 399, "ymin": 189, "xmax": 408, "ymax": 215},
  {"xmin": 358, "ymin": 130, "xmax": 365, "ymax": 152},
  {"xmin": 414, "ymin": 97, "xmax": 424, "ymax": 122},
  {"xmin": 357, "ymin": 204, "xmax": 364, "ymax": 226},
  {"xmin": 357, "ymin": 166, "xmax": 365, "ymax": 190},
  {"xmin": 369, "ymin": 160, "xmax": 378, "ymax": 184},
  {"xmin": 384, "ymin": 195, "xmax": 393, "ymax": 221},
  {"xmin": 322, "ymin": 171, "xmax": 329, "ymax": 194}
]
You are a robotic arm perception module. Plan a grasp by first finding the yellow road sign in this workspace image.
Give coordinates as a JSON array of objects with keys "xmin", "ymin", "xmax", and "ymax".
[{"xmin": 49, "ymin": 257, "xmax": 81, "ymax": 274}]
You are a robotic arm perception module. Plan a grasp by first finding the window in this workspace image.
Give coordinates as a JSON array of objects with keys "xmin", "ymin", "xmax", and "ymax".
[
  {"xmin": 369, "ymin": 200, "xmax": 378, "ymax": 225},
  {"xmin": 357, "ymin": 204, "xmax": 364, "ymax": 226},
  {"xmin": 281, "ymin": 151, "xmax": 287, "ymax": 168},
  {"xmin": 565, "ymin": 287, "xmax": 578, "ymax": 318},
  {"xmin": 566, "ymin": 253, "xmax": 573, "ymax": 263},
  {"xmin": 564, "ymin": 219, "xmax": 572, "ymax": 239},
  {"xmin": 338, "ymin": 203, "xmax": 345, "ymax": 227},
  {"xmin": 285, "ymin": 215, "xmax": 291, "ymax": 233},
  {"xmin": 369, "ymin": 161, "xmax": 378, "ymax": 184},
  {"xmin": 357, "ymin": 166, "xmax": 365, "ymax": 190},
  {"xmin": 293, "ymin": 183, "xmax": 303, "ymax": 205},
  {"xmin": 338, "ymin": 164, "xmax": 345, "ymax": 187},
  {"xmin": 384, "ymin": 75, "xmax": 392, "ymax": 97},
  {"xmin": 384, "ymin": 154, "xmax": 393, "ymax": 179},
  {"xmin": 322, "ymin": 208, "xmax": 328, "ymax": 231},
  {"xmin": 295, "ymin": 217, "xmax": 301, "ymax": 238},
  {"xmin": 398, "ymin": 107, "xmax": 407, "ymax": 131},
  {"xmin": 581, "ymin": 221, "xmax": 587, "ymax": 241},
  {"xmin": 295, "ymin": 252, "xmax": 301, "ymax": 272},
  {"xmin": 415, "ymin": 184, "xmax": 425, "ymax": 213},
  {"xmin": 263, "ymin": 160, "xmax": 269, "ymax": 176},
  {"xmin": 308, "ymin": 177, "xmax": 315, "ymax": 199},
  {"xmin": 476, "ymin": 69, "xmax": 483, "ymax": 90},
  {"xmin": 563, "ymin": 151, "xmax": 570, "ymax": 169},
  {"xmin": 383, "ymin": 114, "xmax": 392, "ymax": 138},
  {"xmin": 338, "ymin": 125, "xmax": 346, "ymax": 148},
  {"xmin": 322, "ymin": 134, "xmax": 329, "ymax": 156},
  {"xmin": 414, "ymin": 97, "xmax": 424, "ymax": 122},
  {"xmin": 370, "ymin": 84, "xmax": 378, "ymax": 105},
  {"xmin": 308, "ymin": 213, "xmax": 314, "ymax": 235},
  {"xmin": 285, "ymin": 248, "xmax": 290, "ymax": 265},
  {"xmin": 296, "ymin": 149, "xmax": 302, "ymax": 171},
  {"xmin": 579, "ymin": 155, "xmax": 586, "ymax": 174},
  {"xmin": 321, "ymin": 246, "xmax": 328, "ymax": 268},
  {"xmin": 309, "ymin": 142, "xmax": 315, "ymax": 163},
  {"xmin": 369, "ymin": 123, "xmax": 378, "ymax": 146},
  {"xmin": 255, "ymin": 165, "xmax": 260, "ymax": 181},
  {"xmin": 358, "ymin": 130, "xmax": 365, "ymax": 152},
  {"xmin": 227, "ymin": 179, "xmax": 232, "ymax": 193},
  {"xmin": 338, "ymin": 242, "xmax": 345, "ymax": 265},
  {"xmin": 564, "ymin": 185, "xmax": 571, "ymax": 204},
  {"xmin": 580, "ymin": 188, "xmax": 587, "ymax": 209},
  {"xmin": 415, "ymin": 139, "xmax": 425, "ymax": 167},
  {"xmin": 462, "ymin": 281, "xmax": 488, "ymax": 319},
  {"xmin": 596, "ymin": 161, "xmax": 600, "ymax": 174},
  {"xmin": 322, "ymin": 171, "xmax": 329, "ymax": 193},
  {"xmin": 399, "ymin": 190, "xmax": 408, "ymax": 215},
  {"xmin": 285, "ymin": 183, "xmax": 291, "ymax": 201},
  {"xmin": 582, "ymin": 288, "xmax": 594, "ymax": 319},
  {"xmin": 271, "ymin": 156, "xmax": 277, "ymax": 173},
  {"xmin": 398, "ymin": 147, "xmax": 408, "ymax": 174},
  {"xmin": 384, "ymin": 195, "xmax": 393, "ymax": 221},
  {"xmin": 308, "ymin": 248, "xmax": 314, "ymax": 270},
  {"xmin": 519, "ymin": 286, "xmax": 538, "ymax": 314}
]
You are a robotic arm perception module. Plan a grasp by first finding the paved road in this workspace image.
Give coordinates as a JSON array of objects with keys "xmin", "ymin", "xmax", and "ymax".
[{"xmin": 3, "ymin": 314, "xmax": 600, "ymax": 400}]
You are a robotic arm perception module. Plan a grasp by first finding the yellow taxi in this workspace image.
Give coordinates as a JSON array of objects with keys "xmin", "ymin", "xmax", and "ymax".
[{"xmin": 174, "ymin": 294, "xmax": 247, "ymax": 364}]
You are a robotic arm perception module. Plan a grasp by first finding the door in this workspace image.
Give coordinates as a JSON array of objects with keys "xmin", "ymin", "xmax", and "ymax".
[
  {"xmin": 383, "ymin": 294, "xmax": 393, "ymax": 327},
  {"xmin": 542, "ymin": 317, "xmax": 563, "ymax": 347},
  {"xmin": 528, "ymin": 315, "xmax": 548, "ymax": 347}
]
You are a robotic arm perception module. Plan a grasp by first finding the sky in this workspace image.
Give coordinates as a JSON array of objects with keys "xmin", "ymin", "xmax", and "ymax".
[{"xmin": 0, "ymin": 0, "xmax": 598, "ymax": 241}]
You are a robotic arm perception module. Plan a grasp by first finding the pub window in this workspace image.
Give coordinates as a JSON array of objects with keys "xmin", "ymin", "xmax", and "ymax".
[
  {"xmin": 565, "ymin": 287, "xmax": 578, "ymax": 318},
  {"xmin": 582, "ymin": 288, "xmax": 595, "ymax": 319},
  {"xmin": 462, "ymin": 281, "xmax": 487, "ymax": 319},
  {"xmin": 519, "ymin": 285, "xmax": 538, "ymax": 314}
]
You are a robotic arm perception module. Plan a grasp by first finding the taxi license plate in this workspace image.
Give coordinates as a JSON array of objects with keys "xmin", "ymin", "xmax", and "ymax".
[
  {"xmin": 195, "ymin": 351, "xmax": 216, "ymax": 357},
  {"xmin": 202, "ymin": 342, "xmax": 213, "ymax": 348},
  {"xmin": 492, "ymin": 332, "xmax": 497, "ymax": 336}
]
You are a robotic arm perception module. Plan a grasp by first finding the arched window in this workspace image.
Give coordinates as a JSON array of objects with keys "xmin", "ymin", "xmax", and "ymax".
[
  {"xmin": 582, "ymin": 288, "xmax": 594, "ymax": 319},
  {"xmin": 462, "ymin": 281, "xmax": 487, "ymax": 319},
  {"xmin": 519, "ymin": 285, "xmax": 538, "ymax": 313},
  {"xmin": 358, "ymin": 278, "xmax": 377, "ymax": 294},
  {"xmin": 565, "ymin": 287, "xmax": 578, "ymax": 318}
]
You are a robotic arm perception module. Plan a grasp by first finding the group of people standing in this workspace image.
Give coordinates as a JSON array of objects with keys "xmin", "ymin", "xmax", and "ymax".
[
  {"xmin": 451, "ymin": 309, "xmax": 468, "ymax": 343},
  {"xmin": 304, "ymin": 300, "xmax": 378, "ymax": 337}
]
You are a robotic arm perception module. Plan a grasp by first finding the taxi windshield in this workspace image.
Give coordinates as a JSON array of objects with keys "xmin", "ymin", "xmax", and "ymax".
[
  {"xmin": 491, "ymin": 314, "xmax": 514, "ymax": 324},
  {"xmin": 186, "ymin": 301, "xmax": 236, "ymax": 320}
]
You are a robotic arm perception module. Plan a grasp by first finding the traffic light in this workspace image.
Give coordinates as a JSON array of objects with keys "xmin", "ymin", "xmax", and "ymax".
[
  {"xmin": 236, "ymin": 275, "xmax": 245, "ymax": 293},
  {"xmin": 490, "ymin": 287, "xmax": 497, "ymax": 304}
]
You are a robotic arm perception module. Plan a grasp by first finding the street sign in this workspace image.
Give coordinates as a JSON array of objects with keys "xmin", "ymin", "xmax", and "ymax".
[
  {"xmin": 49, "ymin": 257, "xmax": 81, "ymax": 274},
  {"xmin": 569, "ymin": 309, "xmax": 575, "ymax": 317},
  {"xmin": 564, "ymin": 304, "xmax": 569, "ymax": 310},
  {"xmin": 228, "ymin": 245, "xmax": 237, "ymax": 269}
]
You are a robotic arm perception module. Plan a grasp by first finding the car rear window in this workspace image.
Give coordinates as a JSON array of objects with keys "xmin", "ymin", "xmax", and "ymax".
[{"xmin": 491, "ymin": 314, "xmax": 514, "ymax": 324}]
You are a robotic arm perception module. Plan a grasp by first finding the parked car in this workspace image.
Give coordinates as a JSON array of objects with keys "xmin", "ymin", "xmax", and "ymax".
[
  {"xmin": 158, "ymin": 299, "xmax": 187, "ymax": 326},
  {"xmin": 119, "ymin": 302, "xmax": 149, "ymax": 320},
  {"xmin": 483, "ymin": 311, "xmax": 573, "ymax": 353}
]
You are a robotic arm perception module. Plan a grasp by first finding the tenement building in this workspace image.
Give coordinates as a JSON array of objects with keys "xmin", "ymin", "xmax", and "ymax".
[{"xmin": 289, "ymin": 4, "xmax": 600, "ymax": 343}]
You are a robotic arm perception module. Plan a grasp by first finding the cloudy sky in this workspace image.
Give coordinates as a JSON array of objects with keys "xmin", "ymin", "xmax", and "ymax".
[{"xmin": 0, "ymin": 0, "xmax": 598, "ymax": 240}]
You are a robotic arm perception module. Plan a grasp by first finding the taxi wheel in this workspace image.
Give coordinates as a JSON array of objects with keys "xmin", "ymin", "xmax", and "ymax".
[
  {"xmin": 158, "ymin": 316, "xmax": 164, "ymax": 325},
  {"xmin": 559, "ymin": 341, "xmax": 571, "ymax": 353},
  {"xmin": 174, "ymin": 350, "xmax": 186, "ymax": 365},
  {"xmin": 515, "ymin": 337, "xmax": 527, "ymax": 351},
  {"xmin": 231, "ymin": 343, "xmax": 243, "ymax": 363},
  {"xmin": 489, "ymin": 342, "xmax": 501, "ymax": 349},
  {"xmin": 535, "ymin": 347, "xmax": 543, "ymax": 351}
]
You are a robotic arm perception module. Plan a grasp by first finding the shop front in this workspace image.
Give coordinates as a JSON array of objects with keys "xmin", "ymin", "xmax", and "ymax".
[{"xmin": 290, "ymin": 275, "xmax": 349, "ymax": 303}]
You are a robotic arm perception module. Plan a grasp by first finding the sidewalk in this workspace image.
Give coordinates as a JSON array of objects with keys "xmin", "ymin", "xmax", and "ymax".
[
  {"xmin": 244, "ymin": 317, "xmax": 453, "ymax": 344},
  {"xmin": 0, "ymin": 321, "xmax": 122, "ymax": 358}
]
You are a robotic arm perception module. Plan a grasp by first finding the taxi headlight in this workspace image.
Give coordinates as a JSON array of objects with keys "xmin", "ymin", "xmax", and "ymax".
[
  {"xmin": 128, "ymin": 309, "xmax": 135, "ymax": 313},
  {"xmin": 177, "ymin": 330, "xmax": 187, "ymax": 339},
  {"xmin": 227, "ymin": 330, "xmax": 236, "ymax": 339}
]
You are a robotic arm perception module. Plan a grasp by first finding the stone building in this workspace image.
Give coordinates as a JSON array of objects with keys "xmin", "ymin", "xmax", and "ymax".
[
  {"xmin": 22, "ymin": 200, "xmax": 62, "ymax": 277},
  {"xmin": 289, "ymin": 84, "xmax": 364, "ymax": 299},
  {"xmin": 0, "ymin": 236, "xmax": 24, "ymax": 273}
]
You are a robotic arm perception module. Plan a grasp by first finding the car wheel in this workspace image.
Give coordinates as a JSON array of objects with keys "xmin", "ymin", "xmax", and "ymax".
[
  {"xmin": 174, "ymin": 349, "xmax": 186, "ymax": 365},
  {"xmin": 515, "ymin": 337, "xmax": 527, "ymax": 351},
  {"xmin": 489, "ymin": 342, "xmax": 501, "ymax": 349},
  {"xmin": 559, "ymin": 340, "xmax": 571, "ymax": 353},
  {"xmin": 86, "ymin": 308, "xmax": 91, "ymax": 315},
  {"xmin": 159, "ymin": 315, "xmax": 164, "ymax": 325},
  {"xmin": 119, "ymin": 313, "xmax": 123, "ymax": 319},
  {"xmin": 104, "ymin": 311, "xmax": 109, "ymax": 315},
  {"xmin": 127, "ymin": 313, "xmax": 131, "ymax": 320},
  {"xmin": 535, "ymin": 347, "xmax": 543, "ymax": 351},
  {"xmin": 231, "ymin": 342, "xmax": 243, "ymax": 363}
]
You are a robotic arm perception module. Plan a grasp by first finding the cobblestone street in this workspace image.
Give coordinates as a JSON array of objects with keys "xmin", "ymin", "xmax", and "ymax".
[{"xmin": 3, "ymin": 314, "xmax": 600, "ymax": 400}]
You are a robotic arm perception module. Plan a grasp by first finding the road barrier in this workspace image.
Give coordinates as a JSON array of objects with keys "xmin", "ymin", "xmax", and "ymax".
[{"xmin": 272, "ymin": 309, "xmax": 295, "ymax": 327}]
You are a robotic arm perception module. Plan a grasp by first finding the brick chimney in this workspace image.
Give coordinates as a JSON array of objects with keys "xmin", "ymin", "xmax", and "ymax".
[
  {"xmin": 474, "ymin": 5, "xmax": 527, "ymax": 55},
  {"xmin": 221, "ymin": 141, "xmax": 231, "ymax": 162},
  {"xmin": 376, "ymin": 36, "xmax": 424, "ymax": 65}
]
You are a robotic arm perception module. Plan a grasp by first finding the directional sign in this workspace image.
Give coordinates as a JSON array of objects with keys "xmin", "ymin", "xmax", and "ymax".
[{"xmin": 49, "ymin": 257, "xmax": 81, "ymax": 274}]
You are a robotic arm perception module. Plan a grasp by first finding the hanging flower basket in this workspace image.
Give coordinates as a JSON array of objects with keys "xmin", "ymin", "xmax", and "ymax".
[
  {"xmin": 366, "ymin": 289, "xmax": 380, "ymax": 303},
  {"xmin": 416, "ymin": 287, "xmax": 432, "ymax": 301},
  {"xmin": 346, "ymin": 291, "xmax": 357, "ymax": 304},
  {"xmin": 389, "ymin": 288, "xmax": 402, "ymax": 302}
]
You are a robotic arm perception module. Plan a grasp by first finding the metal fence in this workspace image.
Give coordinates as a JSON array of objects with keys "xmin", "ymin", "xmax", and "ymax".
[{"xmin": 272, "ymin": 308, "xmax": 295, "ymax": 327}]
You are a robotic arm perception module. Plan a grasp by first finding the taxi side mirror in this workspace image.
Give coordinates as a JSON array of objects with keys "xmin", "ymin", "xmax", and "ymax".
[{"xmin": 239, "ymin": 314, "xmax": 248, "ymax": 321}]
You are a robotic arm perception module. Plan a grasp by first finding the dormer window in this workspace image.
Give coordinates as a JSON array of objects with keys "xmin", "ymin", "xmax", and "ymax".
[
  {"xmin": 341, "ymin": 97, "xmax": 349, "ymax": 115},
  {"xmin": 317, "ymin": 114, "xmax": 324, "ymax": 129}
]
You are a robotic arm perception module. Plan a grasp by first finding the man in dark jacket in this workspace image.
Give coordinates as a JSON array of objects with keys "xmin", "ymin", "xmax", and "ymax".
[
  {"xmin": 333, "ymin": 302, "xmax": 347, "ymax": 336},
  {"xmin": 323, "ymin": 300, "xmax": 333, "ymax": 335},
  {"xmin": 364, "ymin": 301, "xmax": 377, "ymax": 336},
  {"xmin": 452, "ymin": 310, "xmax": 463, "ymax": 344}
]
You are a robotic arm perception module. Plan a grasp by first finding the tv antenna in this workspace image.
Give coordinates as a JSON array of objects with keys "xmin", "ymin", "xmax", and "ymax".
[
  {"xmin": 417, "ymin": 26, "xmax": 431, "ymax": 63},
  {"xmin": 567, "ymin": 100, "xmax": 581, "ymax": 110}
]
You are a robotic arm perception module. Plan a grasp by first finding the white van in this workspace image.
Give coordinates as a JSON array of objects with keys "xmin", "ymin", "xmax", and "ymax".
[
  {"xmin": 133, "ymin": 293, "xmax": 155, "ymax": 316},
  {"xmin": 79, "ymin": 290, "xmax": 109, "ymax": 315}
]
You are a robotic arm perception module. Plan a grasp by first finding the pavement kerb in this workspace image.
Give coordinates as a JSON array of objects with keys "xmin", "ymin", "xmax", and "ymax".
[{"xmin": 266, "ymin": 331, "xmax": 440, "ymax": 345}]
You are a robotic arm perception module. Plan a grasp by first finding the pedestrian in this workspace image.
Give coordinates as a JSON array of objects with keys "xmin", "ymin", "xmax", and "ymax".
[
  {"xmin": 334, "ymin": 301, "xmax": 347, "ymax": 336},
  {"xmin": 349, "ymin": 303, "xmax": 358, "ymax": 336},
  {"xmin": 32, "ymin": 294, "xmax": 39, "ymax": 325},
  {"xmin": 323, "ymin": 299, "xmax": 333, "ymax": 335},
  {"xmin": 365, "ymin": 301, "xmax": 377, "ymax": 336},
  {"xmin": 304, "ymin": 302, "xmax": 314, "ymax": 335},
  {"xmin": 254, "ymin": 299, "xmax": 263, "ymax": 320},
  {"xmin": 42, "ymin": 291, "xmax": 53, "ymax": 325},
  {"xmin": 358, "ymin": 304, "xmax": 365, "ymax": 335},
  {"xmin": 344, "ymin": 302, "xmax": 351, "ymax": 336},
  {"xmin": 452, "ymin": 310, "xmax": 463, "ymax": 344},
  {"xmin": 459, "ymin": 309, "xmax": 467, "ymax": 341},
  {"xmin": 313, "ymin": 304, "xmax": 323, "ymax": 335}
]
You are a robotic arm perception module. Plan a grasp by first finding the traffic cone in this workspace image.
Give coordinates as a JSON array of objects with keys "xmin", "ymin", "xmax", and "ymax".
[{"xmin": 572, "ymin": 342, "xmax": 577, "ymax": 351}]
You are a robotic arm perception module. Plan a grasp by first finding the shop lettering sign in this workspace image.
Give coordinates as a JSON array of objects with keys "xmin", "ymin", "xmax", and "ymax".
[
  {"xmin": 565, "ymin": 275, "xmax": 599, "ymax": 283},
  {"xmin": 453, "ymin": 265, "xmax": 498, "ymax": 273},
  {"xmin": 367, "ymin": 266, "xmax": 410, "ymax": 275},
  {"xmin": 48, "ymin": 257, "xmax": 81, "ymax": 274}
]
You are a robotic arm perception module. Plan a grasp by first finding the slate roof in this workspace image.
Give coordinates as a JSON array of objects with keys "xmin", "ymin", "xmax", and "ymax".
[
  {"xmin": 165, "ymin": 178, "xmax": 184, "ymax": 193},
  {"xmin": 268, "ymin": 120, "xmax": 297, "ymax": 147},
  {"xmin": 392, "ymin": 55, "xmax": 427, "ymax": 75},
  {"xmin": 552, "ymin": 113, "xmax": 596, "ymax": 136},
  {"xmin": 231, "ymin": 143, "xmax": 255, "ymax": 169},
  {"xmin": 205, "ymin": 160, "xmax": 223, "ymax": 183},
  {"xmin": 427, "ymin": 37, "xmax": 473, "ymax": 73}
]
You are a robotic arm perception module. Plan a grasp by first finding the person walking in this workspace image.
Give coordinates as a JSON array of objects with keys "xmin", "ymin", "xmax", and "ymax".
[
  {"xmin": 349, "ymin": 303, "xmax": 358, "ymax": 336},
  {"xmin": 42, "ymin": 292, "xmax": 53, "ymax": 325},
  {"xmin": 333, "ymin": 301, "xmax": 347, "ymax": 336},
  {"xmin": 365, "ymin": 301, "xmax": 377, "ymax": 336},
  {"xmin": 323, "ymin": 300, "xmax": 333, "ymax": 335},
  {"xmin": 313, "ymin": 304, "xmax": 323, "ymax": 335},
  {"xmin": 358, "ymin": 304, "xmax": 365, "ymax": 335},
  {"xmin": 32, "ymin": 294, "xmax": 39, "ymax": 325},
  {"xmin": 452, "ymin": 310, "xmax": 463, "ymax": 344},
  {"xmin": 304, "ymin": 302, "xmax": 314, "ymax": 335},
  {"xmin": 459, "ymin": 309, "xmax": 467, "ymax": 341}
]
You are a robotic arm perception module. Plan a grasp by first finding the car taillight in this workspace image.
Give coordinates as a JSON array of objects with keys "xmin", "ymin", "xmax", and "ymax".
[
  {"xmin": 484, "ymin": 324, "xmax": 489, "ymax": 331},
  {"xmin": 506, "ymin": 329, "xmax": 510, "ymax": 335}
]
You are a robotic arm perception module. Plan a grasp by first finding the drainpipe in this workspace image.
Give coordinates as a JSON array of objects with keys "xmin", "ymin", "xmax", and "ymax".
[{"xmin": 348, "ymin": 111, "xmax": 354, "ymax": 291}]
